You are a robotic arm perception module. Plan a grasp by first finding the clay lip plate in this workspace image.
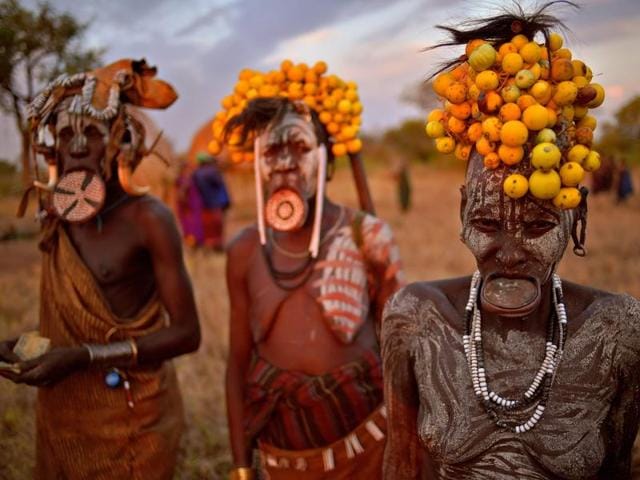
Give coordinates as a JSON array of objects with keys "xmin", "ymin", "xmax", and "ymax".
[{"xmin": 480, "ymin": 272, "xmax": 541, "ymax": 318}]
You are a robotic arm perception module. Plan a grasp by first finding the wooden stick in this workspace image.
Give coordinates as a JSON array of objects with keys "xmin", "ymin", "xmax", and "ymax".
[{"xmin": 348, "ymin": 152, "xmax": 375, "ymax": 215}]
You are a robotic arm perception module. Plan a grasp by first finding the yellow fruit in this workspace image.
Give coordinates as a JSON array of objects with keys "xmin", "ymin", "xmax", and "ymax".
[
  {"xmin": 583, "ymin": 150, "xmax": 601, "ymax": 172},
  {"xmin": 500, "ymin": 120, "xmax": 529, "ymax": 146},
  {"xmin": 504, "ymin": 174, "xmax": 529, "ymax": 199},
  {"xmin": 501, "ymin": 84, "xmax": 521, "ymax": 103},
  {"xmin": 515, "ymin": 69, "xmax": 536, "ymax": 89},
  {"xmin": 341, "ymin": 125, "xmax": 357, "ymax": 140},
  {"xmin": 551, "ymin": 59, "xmax": 574, "ymax": 81},
  {"xmin": 573, "ymin": 105, "xmax": 588, "ymax": 120},
  {"xmin": 499, "ymin": 102, "xmax": 521, "ymax": 122},
  {"xmin": 287, "ymin": 66, "xmax": 304, "ymax": 82},
  {"xmin": 475, "ymin": 70, "xmax": 499, "ymax": 91},
  {"xmin": 553, "ymin": 81, "xmax": 578, "ymax": 106},
  {"xmin": 553, "ymin": 187, "xmax": 581, "ymax": 209},
  {"xmin": 586, "ymin": 83, "xmax": 605, "ymax": 108},
  {"xmin": 338, "ymin": 99, "xmax": 352, "ymax": 113},
  {"xmin": 559, "ymin": 161, "xmax": 585, "ymax": 186},
  {"xmin": 433, "ymin": 72, "xmax": 456, "ymax": 97},
  {"xmin": 428, "ymin": 109, "xmax": 445, "ymax": 122},
  {"xmin": 520, "ymin": 42, "xmax": 542, "ymax": 63},
  {"xmin": 502, "ymin": 53, "xmax": 524, "ymax": 75},
  {"xmin": 498, "ymin": 144, "xmax": 525, "ymax": 165},
  {"xmin": 484, "ymin": 152, "xmax": 501, "ymax": 169},
  {"xmin": 535, "ymin": 128, "xmax": 556, "ymax": 144},
  {"xmin": 531, "ymin": 142, "xmax": 561, "ymax": 170},
  {"xmin": 476, "ymin": 136, "xmax": 496, "ymax": 156},
  {"xmin": 577, "ymin": 115, "xmax": 597, "ymax": 130},
  {"xmin": 530, "ymin": 80, "xmax": 552, "ymax": 104},
  {"xmin": 347, "ymin": 138, "xmax": 362, "ymax": 154},
  {"xmin": 351, "ymin": 101, "xmax": 363, "ymax": 115},
  {"xmin": 345, "ymin": 89, "xmax": 358, "ymax": 101},
  {"xmin": 466, "ymin": 39, "xmax": 487, "ymax": 57},
  {"xmin": 332, "ymin": 143, "xmax": 347, "ymax": 157},
  {"xmin": 426, "ymin": 121, "xmax": 446, "ymax": 138},
  {"xmin": 554, "ymin": 48, "xmax": 572, "ymax": 60},
  {"xmin": 573, "ymin": 76, "xmax": 589, "ymax": 88},
  {"xmin": 548, "ymin": 32, "xmax": 563, "ymax": 52},
  {"xmin": 468, "ymin": 84, "xmax": 481, "ymax": 101},
  {"xmin": 235, "ymin": 80, "xmax": 250, "ymax": 95},
  {"xmin": 522, "ymin": 104, "xmax": 549, "ymax": 131},
  {"xmin": 529, "ymin": 62, "xmax": 542, "ymax": 81},
  {"xmin": 455, "ymin": 143, "xmax": 472, "ymax": 161},
  {"xmin": 468, "ymin": 43, "xmax": 497, "ymax": 72},
  {"xmin": 529, "ymin": 169, "xmax": 561, "ymax": 199},
  {"xmin": 561, "ymin": 105, "xmax": 575, "ymax": 122},
  {"xmin": 467, "ymin": 122, "xmax": 483, "ymax": 142},
  {"xmin": 436, "ymin": 136, "xmax": 456, "ymax": 154},
  {"xmin": 482, "ymin": 116, "xmax": 502, "ymax": 142},
  {"xmin": 511, "ymin": 34, "xmax": 529, "ymax": 49},
  {"xmin": 246, "ymin": 88, "xmax": 258, "ymax": 100},
  {"xmin": 445, "ymin": 83, "xmax": 468, "ymax": 104}
]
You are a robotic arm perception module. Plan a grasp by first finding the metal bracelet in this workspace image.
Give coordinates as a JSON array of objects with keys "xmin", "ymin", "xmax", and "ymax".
[
  {"xmin": 83, "ymin": 341, "xmax": 134, "ymax": 367},
  {"xmin": 229, "ymin": 467, "xmax": 255, "ymax": 480}
]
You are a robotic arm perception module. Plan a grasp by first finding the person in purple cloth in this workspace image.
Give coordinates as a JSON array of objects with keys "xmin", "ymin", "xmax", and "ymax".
[{"xmin": 193, "ymin": 152, "xmax": 231, "ymax": 251}]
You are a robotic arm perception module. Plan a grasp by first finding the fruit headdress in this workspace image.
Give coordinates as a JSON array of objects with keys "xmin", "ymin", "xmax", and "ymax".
[
  {"xmin": 208, "ymin": 60, "xmax": 363, "ymax": 164},
  {"xmin": 425, "ymin": 1, "xmax": 603, "ymax": 210}
]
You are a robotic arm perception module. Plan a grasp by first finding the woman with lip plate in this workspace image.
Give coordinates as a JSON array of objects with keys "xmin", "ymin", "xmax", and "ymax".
[{"xmin": 381, "ymin": 4, "xmax": 640, "ymax": 479}]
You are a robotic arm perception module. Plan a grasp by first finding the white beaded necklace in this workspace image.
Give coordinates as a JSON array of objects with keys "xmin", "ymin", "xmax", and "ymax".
[{"xmin": 462, "ymin": 271, "xmax": 567, "ymax": 433}]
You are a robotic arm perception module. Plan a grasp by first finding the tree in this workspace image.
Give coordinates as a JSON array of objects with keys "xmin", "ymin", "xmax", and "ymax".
[
  {"xmin": 0, "ymin": 0, "xmax": 103, "ymax": 186},
  {"xmin": 596, "ymin": 95, "xmax": 640, "ymax": 165}
]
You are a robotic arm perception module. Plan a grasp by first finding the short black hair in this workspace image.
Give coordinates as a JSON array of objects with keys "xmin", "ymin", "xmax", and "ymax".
[{"xmin": 223, "ymin": 97, "xmax": 332, "ymax": 154}]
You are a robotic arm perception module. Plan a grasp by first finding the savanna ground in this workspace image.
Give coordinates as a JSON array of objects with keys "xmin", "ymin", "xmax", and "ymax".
[{"xmin": 0, "ymin": 163, "xmax": 638, "ymax": 479}]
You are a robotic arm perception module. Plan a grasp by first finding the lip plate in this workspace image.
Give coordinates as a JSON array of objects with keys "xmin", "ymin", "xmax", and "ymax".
[{"xmin": 480, "ymin": 273, "xmax": 541, "ymax": 318}]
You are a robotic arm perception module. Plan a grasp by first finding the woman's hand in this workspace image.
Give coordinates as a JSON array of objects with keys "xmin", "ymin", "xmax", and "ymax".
[{"xmin": 11, "ymin": 346, "xmax": 90, "ymax": 387}]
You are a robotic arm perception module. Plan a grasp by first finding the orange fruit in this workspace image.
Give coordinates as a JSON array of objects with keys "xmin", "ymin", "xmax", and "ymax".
[
  {"xmin": 448, "ymin": 101, "xmax": 472, "ymax": 120},
  {"xmin": 498, "ymin": 144, "xmax": 525, "ymax": 165},
  {"xmin": 476, "ymin": 136, "xmax": 495, "ymax": 156},
  {"xmin": 436, "ymin": 137, "xmax": 456, "ymax": 154},
  {"xmin": 313, "ymin": 61, "xmax": 328, "ymax": 75},
  {"xmin": 433, "ymin": 72, "xmax": 456, "ymax": 97},
  {"xmin": 548, "ymin": 33, "xmax": 563, "ymax": 52},
  {"xmin": 445, "ymin": 83, "xmax": 468, "ymax": 104},
  {"xmin": 467, "ymin": 122, "xmax": 483, "ymax": 142},
  {"xmin": 517, "ymin": 94, "xmax": 537, "ymax": 111},
  {"xmin": 502, "ymin": 53, "xmax": 524, "ymax": 74},
  {"xmin": 465, "ymin": 39, "xmax": 487, "ymax": 57},
  {"xmin": 347, "ymin": 138, "xmax": 362, "ymax": 154},
  {"xmin": 498, "ymin": 42, "xmax": 518, "ymax": 57},
  {"xmin": 447, "ymin": 116, "xmax": 467, "ymax": 134},
  {"xmin": 511, "ymin": 34, "xmax": 529, "ymax": 49},
  {"xmin": 520, "ymin": 42, "xmax": 542, "ymax": 63},
  {"xmin": 455, "ymin": 143, "xmax": 472, "ymax": 161},
  {"xmin": 475, "ymin": 70, "xmax": 499, "ymax": 91},
  {"xmin": 484, "ymin": 152, "xmax": 501, "ymax": 169},
  {"xmin": 500, "ymin": 120, "xmax": 529, "ymax": 146},
  {"xmin": 428, "ymin": 109, "xmax": 445, "ymax": 122},
  {"xmin": 551, "ymin": 59, "xmax": 574, "ymax": 82},
  {"xmin": 332, "ymin": 143, "xmax": 347, "ymax": 157},
  {"xmin": 522, "ymin": 104, "xmax": 549, "ymax": 131},
  {"xmin": 499, "ymin": 102, "xmax": 522, "ymax": 122},
  {"xmin": 503, "ymin": 173, "xmax": 529, "ymax": 198}
]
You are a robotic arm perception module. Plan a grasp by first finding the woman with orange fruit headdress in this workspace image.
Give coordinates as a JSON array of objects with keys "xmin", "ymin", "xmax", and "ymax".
[
  {"xmin": 217, "ymin": 61, "xmax": 404, "ymax": 480},
  {"xmin": 382, "ymin": 2, "xmax": 640, "ymax": 478}
]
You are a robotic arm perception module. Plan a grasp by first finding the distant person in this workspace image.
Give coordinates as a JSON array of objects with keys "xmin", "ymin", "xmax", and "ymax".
[
  {"xmin": 617, "ymin": 158, "xmax": 634, "ymax": 203},
  {"xmin": 193, "ymin": 152, "xmax": 230, "ymax": 251},
  {"xmin": 176, "ymin": 161, "xmax": 205, "ymax": 248},
  {"xmin": 591, "ymin": 154, "xmax": 615, "ymax": 195}
]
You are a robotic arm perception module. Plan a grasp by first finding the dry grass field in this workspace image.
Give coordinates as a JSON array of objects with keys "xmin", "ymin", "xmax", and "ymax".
[{"xmin": 0, "ymin": 163, "xmax": 638, "ymax": 479}]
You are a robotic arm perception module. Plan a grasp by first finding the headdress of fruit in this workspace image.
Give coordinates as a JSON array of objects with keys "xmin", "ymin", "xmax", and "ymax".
[
  {"xmin": 424, "ymin": 1, "xmax": 603, "ymax": 209},
  {"xmin": 209, "ymin": 60, "xmax": 363, "ymax": 164}
]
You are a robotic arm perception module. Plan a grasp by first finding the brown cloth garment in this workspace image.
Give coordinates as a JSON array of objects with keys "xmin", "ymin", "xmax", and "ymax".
[
  {"xmin": 35, "ymin": 227, "xmax": 184, "ymax": 480},
  {"xmin": 258, "ymin": 405, "xmax": 387, "ymax": 479}
]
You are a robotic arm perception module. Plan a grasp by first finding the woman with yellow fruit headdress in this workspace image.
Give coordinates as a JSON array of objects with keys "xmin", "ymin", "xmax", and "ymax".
[
  {"xmin": 382, "ymin": 3, "xmax": 640, "ymax": 479},
  {"xmin": 219, "ymin": 60, "xmax": 405, "ymax": 480}
]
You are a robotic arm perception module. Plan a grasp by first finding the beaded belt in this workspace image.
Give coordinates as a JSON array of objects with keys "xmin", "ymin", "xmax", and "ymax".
[{"xmin": 257, "ymin": 404, "xmax": 386, "ymax": 473}]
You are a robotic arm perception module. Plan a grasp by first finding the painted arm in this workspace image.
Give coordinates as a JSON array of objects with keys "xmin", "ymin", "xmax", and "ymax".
[
  {"xmin": 381, "ymin": 304, "xmax": 424, "ymax": 479},
  {"xmin": 225, "ymin": 232, "xmax": 256, "ymax": 467}
]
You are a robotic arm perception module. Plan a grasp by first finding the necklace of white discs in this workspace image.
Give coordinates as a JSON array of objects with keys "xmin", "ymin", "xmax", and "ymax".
[{"xmin": 462, "ymin": 271, "xmax": 567, "ymax": 433}]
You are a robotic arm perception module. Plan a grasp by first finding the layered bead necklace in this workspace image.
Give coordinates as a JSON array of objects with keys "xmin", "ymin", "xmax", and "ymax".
[{"xmin": 462, "ymin": 271, "xmax": 567, "ymax": 433}]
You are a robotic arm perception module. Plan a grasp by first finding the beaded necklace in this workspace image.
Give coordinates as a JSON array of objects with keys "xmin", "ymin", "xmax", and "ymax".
[{"xmin": 462, "ymin": 271, "xmax": 567, "ymax": 433}]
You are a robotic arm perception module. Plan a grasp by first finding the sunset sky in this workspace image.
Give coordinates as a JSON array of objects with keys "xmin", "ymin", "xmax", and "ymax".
[{"xmin": 1, "ymin": 0, "xmax": 639, "ymax": 161}]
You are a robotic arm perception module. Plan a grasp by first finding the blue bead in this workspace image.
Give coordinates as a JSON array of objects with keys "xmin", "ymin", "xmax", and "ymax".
[{"xmin": 105, "ymin": 370, "xmax": 122, "ymax": 388}]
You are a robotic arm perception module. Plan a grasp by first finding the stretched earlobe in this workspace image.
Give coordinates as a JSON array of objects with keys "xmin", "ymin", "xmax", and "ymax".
[
  {"xmin": 571, "ymin": 187, "xmax": 589, "ymax": 256},
  {"xmin": 460, "ymin": 185, "xmax": 468, "ymax": 223}
]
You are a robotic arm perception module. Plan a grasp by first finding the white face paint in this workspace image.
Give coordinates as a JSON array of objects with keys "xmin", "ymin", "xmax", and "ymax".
[
  {"xmin": 256, "ymin": 111, "xmax": 321, "ymax": 199},
  {"xmin": 461, "ymin": 151, "xmax": 575, "ymax": 313}
]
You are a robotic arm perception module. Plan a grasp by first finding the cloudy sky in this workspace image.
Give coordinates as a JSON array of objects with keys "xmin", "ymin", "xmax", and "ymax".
[{"xmin": 1, "ymin": 0, "xmax": 639, "ymax": 161}]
